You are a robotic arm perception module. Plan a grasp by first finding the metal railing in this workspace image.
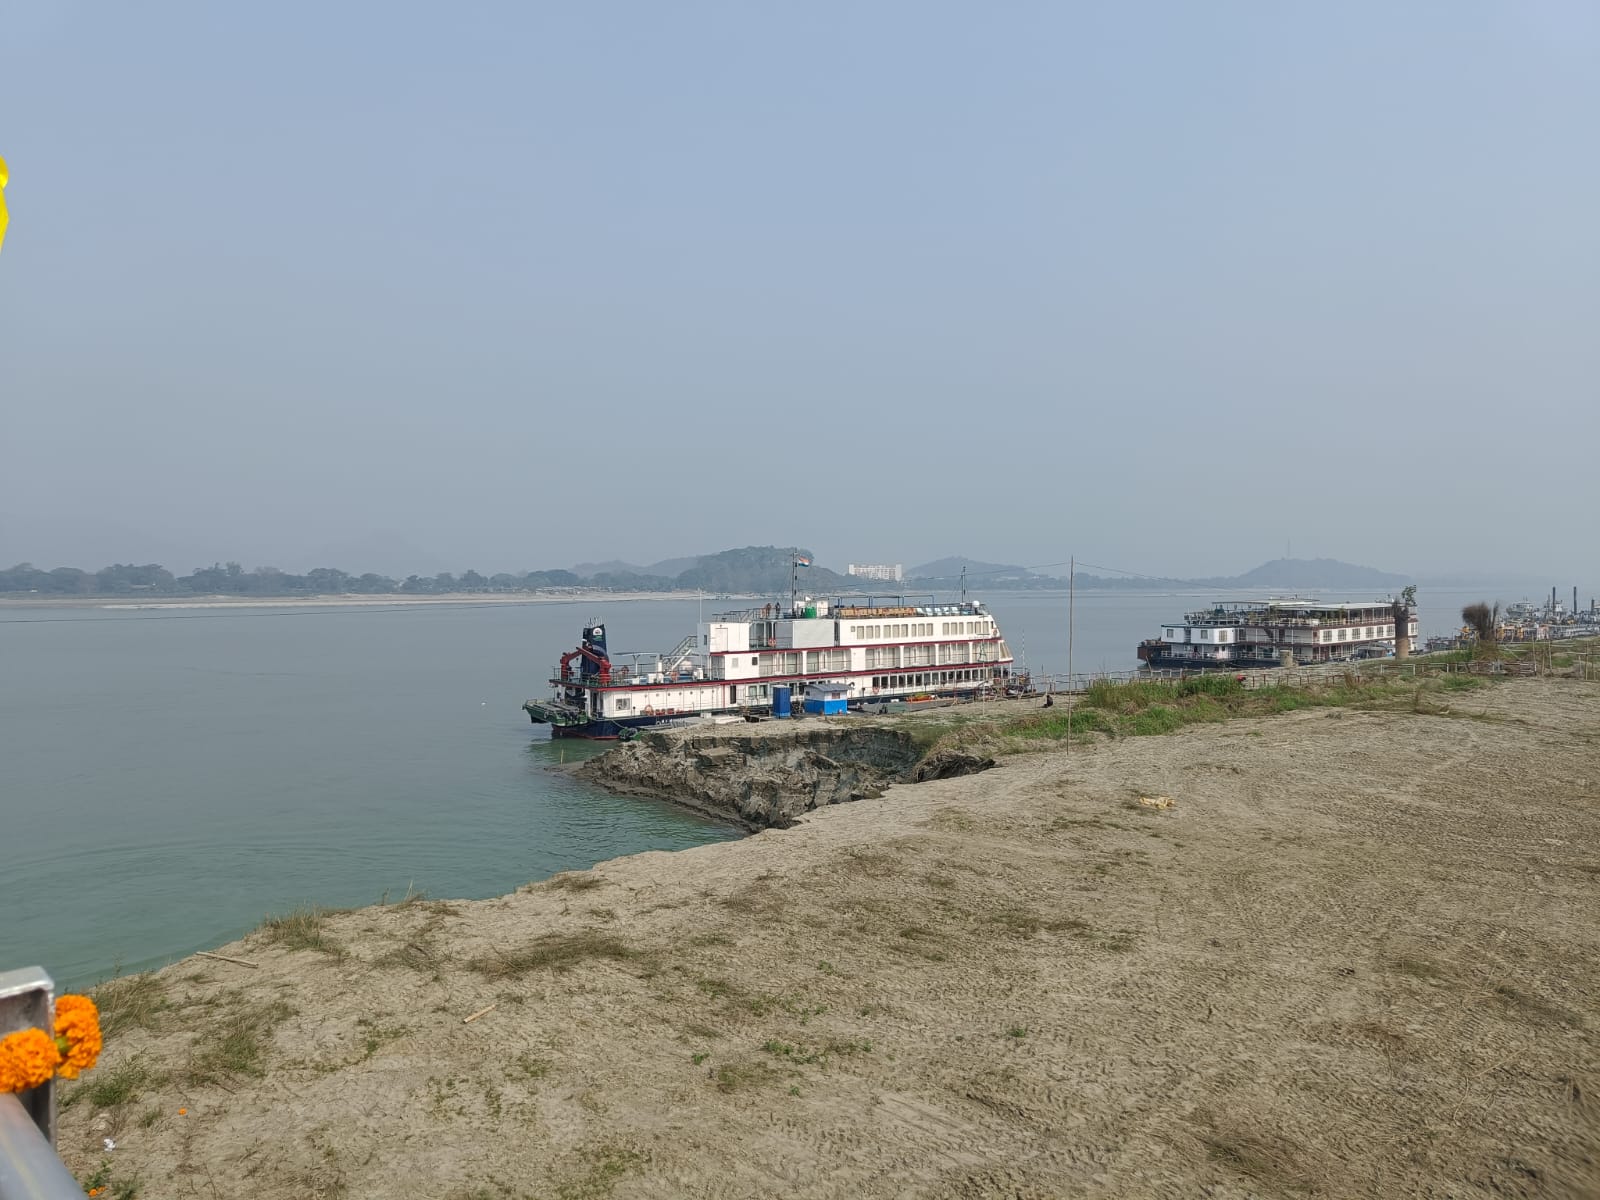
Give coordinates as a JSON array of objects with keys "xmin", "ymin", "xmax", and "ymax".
[{"xmin": 0, "ymin": 968, "xmax": 86, "ymax": 1200}]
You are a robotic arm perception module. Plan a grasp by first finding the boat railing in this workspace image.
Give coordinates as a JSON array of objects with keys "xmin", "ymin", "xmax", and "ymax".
[{"xmin": 712, "ymin": 607, "xmax": 779, "ymax": 622}]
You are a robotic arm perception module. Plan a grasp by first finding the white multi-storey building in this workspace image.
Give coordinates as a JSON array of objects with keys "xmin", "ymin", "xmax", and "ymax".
[{"xmin": 848, "ymin": 563, "xmax": 904, "ymax": 583}]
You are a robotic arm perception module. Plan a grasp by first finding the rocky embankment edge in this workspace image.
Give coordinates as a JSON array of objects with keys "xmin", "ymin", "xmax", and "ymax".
[{"xmin": 577, "ymin": 721, "xmax": 994, "ymax": 828}]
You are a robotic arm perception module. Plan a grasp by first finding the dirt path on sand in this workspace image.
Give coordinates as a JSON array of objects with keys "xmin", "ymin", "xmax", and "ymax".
[{"xmin": 61, "ymin": 678, "xmax": 1600, "ymax": 1198}]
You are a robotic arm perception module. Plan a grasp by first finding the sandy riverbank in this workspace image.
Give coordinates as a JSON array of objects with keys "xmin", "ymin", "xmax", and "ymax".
[{"xmin": 58, "ymin": 678, "xmax": 1600, "ymax": 1198}]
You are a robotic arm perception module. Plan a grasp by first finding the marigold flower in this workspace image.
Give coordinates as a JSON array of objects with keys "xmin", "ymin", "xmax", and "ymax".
[
  {"xmin": 0, "ymin": 1027, "xmax": 62, "ymax": 1093},
  {"xmin": 52, "ymin": 994, "xmax": 102, "ymax": 1079}
]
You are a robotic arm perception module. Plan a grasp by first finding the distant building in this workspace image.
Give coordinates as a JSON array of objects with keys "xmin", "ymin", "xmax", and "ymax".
[{"xmin": 848, "ymin": 563, "xmax": 903, "ymax": 583}]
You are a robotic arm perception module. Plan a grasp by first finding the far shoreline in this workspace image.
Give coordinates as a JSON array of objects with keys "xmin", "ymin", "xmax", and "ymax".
[
  {"xmin": 0, "ymin": 590, "xmax": 759, "ymax": 610},
  {"xmin": 0, "ymin": 584, "xmax": 1363, "ymax": 612}
]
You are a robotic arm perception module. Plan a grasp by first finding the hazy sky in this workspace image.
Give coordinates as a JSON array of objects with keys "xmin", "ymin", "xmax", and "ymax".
[{"xmin": 2, "ymin": 2, "xmax": 1596, "ymax": 579}]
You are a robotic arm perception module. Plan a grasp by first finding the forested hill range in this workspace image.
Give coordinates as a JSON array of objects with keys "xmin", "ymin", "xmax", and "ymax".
[
  {"xmin": 2, "ymin": 549, "xmax": 1410, "ymax": 598},
  {"xmin": 0, "ymin": 547, "xmax": 849, "ymax": 598},
  {"xmin": 910, "ymin": 556, "xmax": 1412, "ymax": 591}
]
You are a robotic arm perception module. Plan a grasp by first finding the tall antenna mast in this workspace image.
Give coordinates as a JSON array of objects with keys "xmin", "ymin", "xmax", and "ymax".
[
  {"xmin": 1067, "ymin": 555, "xmax": 1075, "ymax": 757},
  {"xmin": 960, "ymin": 565, "xmax": 967, "ymax": 604}
]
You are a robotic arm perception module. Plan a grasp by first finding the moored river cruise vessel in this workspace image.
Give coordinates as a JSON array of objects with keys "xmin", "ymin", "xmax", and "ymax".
[
  {"xmin": 1137, "ymin": 597, "xmax": 1418, "ymax": 670},
  {"xmin": 524, "ymin": 595, "xmax": 1016, "ymax": 738}
]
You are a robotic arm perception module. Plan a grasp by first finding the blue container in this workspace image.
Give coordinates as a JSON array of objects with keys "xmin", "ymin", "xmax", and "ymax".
[{"xmin": 772, "ymin": 685, "xmax": 792, "ymax": 718}]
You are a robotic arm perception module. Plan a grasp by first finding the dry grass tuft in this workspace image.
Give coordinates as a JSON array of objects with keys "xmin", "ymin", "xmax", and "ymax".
[
  {"xmin": 986, "ymin": 908, "xmax": 1092, "ymax": 938},
  {"xmin": 545, "ymin": 872, "xmax": 606, "ymax": 893},
  {"xmin": 92, "ymin": 973, "xmax": 170, "ymax": 1038},
  {"xmin": 712, "ymin": 1060, "xmax": 779, "ymax": 1093},
  {"xmin": 258, "ymin": 905, "xmax": 346, "ymax": 956},
  {"xmin": 1194, "ymin": 1111, "xmax": 1318, "ymax": 1192},
  {"xmin": 62, "ymin": 1054, "xmax": 168, "ymax": 1114},
  {"xmin": 469, "ymin": 933, "xmax": 637, "ymax": 979},
  {"xmin": 187, "ymin": 995, "xmax": 296, "ymax": 1083}
]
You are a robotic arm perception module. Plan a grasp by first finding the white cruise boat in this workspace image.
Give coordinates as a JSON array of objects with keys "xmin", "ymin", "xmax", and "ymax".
[
  {"xmin": 1137, "ymin": 597, "xmax": 1418, "ymax": 670},
  {"xmin": 524, "ymin": 594, "xmax": 1016, "ymax": 739}
]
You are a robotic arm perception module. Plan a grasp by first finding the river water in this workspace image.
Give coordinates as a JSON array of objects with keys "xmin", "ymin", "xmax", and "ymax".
[{"xmin": 0, "ymin": 582, "xmax": 1551, "ymax": 987}]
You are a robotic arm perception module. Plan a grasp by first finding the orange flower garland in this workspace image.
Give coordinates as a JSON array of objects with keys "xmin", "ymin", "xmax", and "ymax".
[
  {"xmin": 0, "ymin": 1026, "xmax": 61, "ymax": 1092},
  {"xmin": 0, "ymin": 994, "xmax": 103, "ymax": 1092},
  {"xmin": 53, "ymin": 994, "xmax": 102, "ymax": 1079}
]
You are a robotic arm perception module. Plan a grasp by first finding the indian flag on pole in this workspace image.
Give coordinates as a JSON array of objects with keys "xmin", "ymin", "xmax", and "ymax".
[{"xmin": 793, "ymin": 555, "xmax": 812, "ymax": 567}]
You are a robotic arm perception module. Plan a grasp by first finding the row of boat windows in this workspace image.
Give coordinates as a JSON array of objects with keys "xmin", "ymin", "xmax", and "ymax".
[
  {"xmin": 848, "ymin": 621, "xmax": 994, "ymax": 639},
  {"xmin": 871, "ymin": 669, "xmax": 993, "ymax": 689},
  {"xmin": 1171, "ymin": 624, "xmax": 1407, "ymax": 643},
  {"xmin": 1323, "ymin": 625, "xmax": 1395, "ymax": 642}
]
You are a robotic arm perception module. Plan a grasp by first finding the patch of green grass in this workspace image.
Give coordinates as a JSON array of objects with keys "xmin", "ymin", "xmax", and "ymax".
[
  {"xmin": 977, "ymin": 669, "xmax": 1496, "ymax": 752},
  {"xmin": 512, "ymin": 1053, "xmax": 551, "ymax": 1081},
  {"xmin": 469, "ymin": 933, "xmax": 637, "ymax": 979},
  {"xmin": 694, "ymin": 976, "xmax": 737, "ymax": 999},
  {"xmin": 824, "ymin": 1038, "xmax": 873, "ymax": 1056},
  {"xmin": 187, "ymin": 996, "xmax": 295, "ymax": 1083},
  {"xmin": 258, "ymin": 905, "xmax": 345, "ymax": 956},
  {"xmin": 69, "ymin": 1055, "xmax": 166, "ymax": 1111},
  {"xmin": 92, "ymin": 973, "xmax": 170, "ymax": 1038},
  {"xmin": 355, "ymin": 1017, "xmax": 409, "ymax": 1060},
  {"xmin": 79, "ymin": 1163, "xmax": 145, "ymax": 1200},
  {"xmin": 1006, "ymin": 1026, "xmax": 1027, "ymax": 1039},
  {"xmin": 1391, "ymin": 957, "xmax": 1447, "ymax": 981},
  {"xmin": 552, "ymin": 1144, "xmax": 644, "ymax": 1200},
  {"xmin": 1001, "ymin": 707, "xmax": 1115, "ymax": 742},
  {"xmin": 690, "ymin": 1052, "xmax": 709, "ymax": 1065}
]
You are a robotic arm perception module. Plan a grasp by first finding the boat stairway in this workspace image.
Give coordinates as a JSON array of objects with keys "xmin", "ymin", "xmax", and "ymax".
[{"xmin": 659, "ymin": 634, "xmax": 698, "ymax": 669}]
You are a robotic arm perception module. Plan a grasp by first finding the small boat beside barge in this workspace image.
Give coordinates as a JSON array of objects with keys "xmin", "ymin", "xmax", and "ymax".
[{"xmin": 524, "ymin": 591, "xmax": 1017, "ymax": 739}]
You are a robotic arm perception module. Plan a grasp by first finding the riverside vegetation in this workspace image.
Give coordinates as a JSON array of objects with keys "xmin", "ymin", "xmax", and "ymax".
[{"xmin": 56, "ymin": 664, "xmax": 1600, "ymax": 1199}]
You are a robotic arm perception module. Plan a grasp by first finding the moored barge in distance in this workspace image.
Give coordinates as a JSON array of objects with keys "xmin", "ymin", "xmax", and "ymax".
[
  {"xmin": 1137, "ymin": 597, "xmax": 1417, "ymax": 670},
  {"xmin": 524, "ymin": 595, "xmax": 1016, "ymax": 739}
]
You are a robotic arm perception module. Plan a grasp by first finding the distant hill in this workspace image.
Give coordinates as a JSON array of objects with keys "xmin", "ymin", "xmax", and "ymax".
[
  {"xmin": 904, "ymin": 555, "xmax": 1410, "ymax": 592},
  {"xmin": 646, "ymin": 555, "xmax": 702, "ymax": 578},
  {"xmin": 1188, "ymin": 558, "xmax": 1410, "ymax": 591},
  {"xmin": 675, "ymin": 546, "xmax": 850, "ymax": 593},
  {"xmin": 910, "ymin": 556, "xmax": 1037, "ymax": 581},
  {"xmin": 2, "ymin": 547, "xmax": 1412, "ymax": 600},
  {"xmin": 571, "ymin": 559, "xmax": 647, "ymax": 579}
]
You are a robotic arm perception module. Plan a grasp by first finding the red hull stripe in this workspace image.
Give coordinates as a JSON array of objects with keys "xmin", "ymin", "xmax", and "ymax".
[{"xmin": 552, "ymin": 661, "xmax": 1015, "ymax": 692}]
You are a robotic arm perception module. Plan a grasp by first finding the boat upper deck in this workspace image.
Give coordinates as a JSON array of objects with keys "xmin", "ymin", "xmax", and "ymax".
[{"xmin": 1178, "ymin": 598, "xmax": 1400, "ymax": 628}]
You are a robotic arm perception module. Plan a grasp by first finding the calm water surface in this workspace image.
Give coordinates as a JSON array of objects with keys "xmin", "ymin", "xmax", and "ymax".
[{"xmin": 0, "ymin": 584, "xmax": 1528, "ymax": 987}]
